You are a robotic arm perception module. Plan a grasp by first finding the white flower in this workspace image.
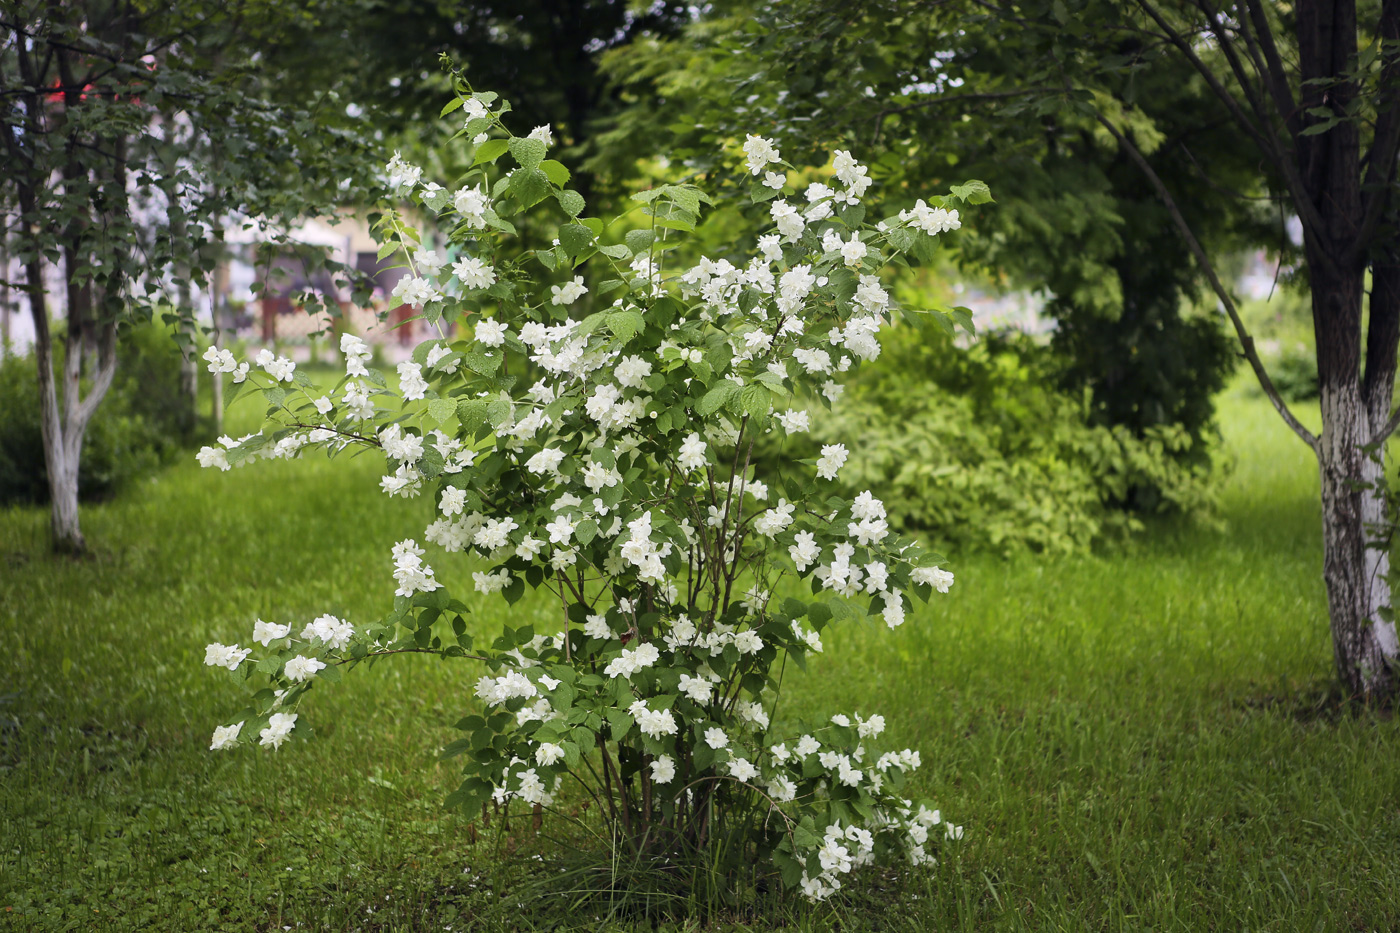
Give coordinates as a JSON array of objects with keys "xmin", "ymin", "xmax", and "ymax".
[
  {"xmin": 392, "ymin": 275, "xmax": 441, "ymax": 308},
  {"xmin": 397, "ymin": 361, "xmax": 429, "ymax": 401},
  {"xmin": 440, "ymin": 486, "xmax": 467, "ymax": 517},
  {"xmin": 743, "ymin": 134, "xmax": 781, "ymax": 175},
  {"xmin": 425, "ymin": 345, "xmax": 459, "ymax": 374},
  {"xmin": 840, "ymin": 234, "xmax": 868, "ymax": 267},
  {"xmin": 259, "ymin": 711, "xmax": 297, "ymax": 750},
  {"xmin": 776, "ymin": 409, "xmax": 810, "ymax": 434},
  {"xmin": 453, "ymin": 185, "xmax": 490, "ymax": 227},
  {"xmin": 551, "ymin": 276, "xmax": 588, "ymax": 306},
  {"xmin": 763, "ymin": 170, "xmax": 786, "ymax": 189},
  {"xmin": 757, "ymin": 234, "xmax": 783, "ymax": 264},
  {"xmin": 728, "ymin": 757, "xmax": 758, "ymax": 782},
  {"xmin": 196, "ymin": 446, "xmax": 231, "ymax": 471},
  {"xmin": 545, "ymin": 516, "xmax": 576, "ymax": 545},
  {"xmin": 882, "ymin": 590, "xmax": 905, "ymax": 628},
  {"xmin": 203, "ymin": 346, "xmax": 237, "ymax": 374},
  {"xmin": 462, "ymin": 97, "xmax": 489, "ymax": 122},
  {"xmin": 789, "ymin": 531, "xmax": 820, "ymax": 572},
  {"xmin": 816, "ymin": 443, "xmax": 849, "ymax": 480},
  {"xmin": 704, "ymin": 727, "xmax": 728, "ymax": 749},
  {"xmin": 796, "ymin": 734, "xmax": 820, "ymax": 756},
  {"xmin": 615, "ymin": 355, "xmax": 653, "ymax": 389},
  {"xmin": 204, "ymin": 643, "xmax": 249, "ymax": 670},
  {"xmin": 391, "ymin": 538, "xmax": 440, "ymax": 597},
  {"xmin": 630, "ymin": 703, "xmax": 679, "ymax": 740},
  {"xmin": 209, "ymin": 721, "xmax": 243, "ymax": 751},
  {"xmin": 768, "ymin": 775, "xmax": 796, "ymax": 802},
  {"xmin": 677, "ymin": 432, "xmax": 707, "ymax": 471},
  {"xmin": 284, "ymin": 655, "xmax": 326, "ymax": 682},
  {"xmin": 475, "ymin": 318, "xmax": 508, "ymax": 347},
  {"xmin": 526, "ymin": 447, "xmax": 566, "ymax": 476},
  {"xmin": 734, "ymin": 630, "xmax": 763, "ymax": 654},
  {"xmin": 472, "ymin": 568, "xmax": 512, "ymax": 594},
  {"xmin": 912, "ymin": 566, "xmax": 955, "ymax": 593},
  {"xmin": 678, "ymin": 673, "xmax": 713, "ymax": 704},
  {"xmin": 413, "ymin": 248, "xmax": 445, "ymax": 275},
  {"xmin": 528, "ymin": 124, "xmax": 553, "ymax": 147},
  {"xmin": 386, "ymin": 151, "xmax": 422, "ymax": 190},
  {"xmin": 583, "ymin": 614, "xmax": 613, "ymax": 639},
  {"xmin": 754, "ymin": 498, "xmax": 795, "ymax": 538},
  {"xmin": 604, "ymin": 643, "xmax": 661, "ymax": 679},
  {"xmin": 453, "ymin": 256, "xmax": 496, "ymax": 290},
  {"xmin": 770, "ymin": 200, "xmax": 805, "ymax": 241},
  {"xmin": 535, "ymin": 742, "xmax": 565, "ymax": 766},
  {"xmin": 856, "ymin": 714, "xmax": 885, "ymax": 738},
  {"xmin": 253, "ymin": 620, "xmax": 290, "ymax": 646},
  {"xmin": 651, "ymin": 755, "xmax": 677, "ymax": 783},
  {"xmin": 300, "ymin": 614, "xmax": 354, "ymax": 650},
  {"xmin": 899, "ymin": 199, "xmax": 961, "ymax": 235}
]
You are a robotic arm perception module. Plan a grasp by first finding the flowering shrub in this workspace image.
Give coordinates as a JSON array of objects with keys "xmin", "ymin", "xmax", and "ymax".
[{"xmin": 199, "ymin": 80, "xmax": 982, "ymax": 902}]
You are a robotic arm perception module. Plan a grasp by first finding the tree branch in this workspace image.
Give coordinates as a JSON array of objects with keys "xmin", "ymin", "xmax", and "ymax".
[
  {"xmin": 1242, "ymin": 0, "xmax": 1302, "ymax": 135},
  {"xmin": 1353, "ymin": 0, "xmax": 1400, "ymax": 262},
  {"xmin": 1096, "ymin": 109, "xmax": 1319, "ymax": 452},
  {"xmin": 1132, "ymin": 0, "xmax": 1339, "ymax": 279}
]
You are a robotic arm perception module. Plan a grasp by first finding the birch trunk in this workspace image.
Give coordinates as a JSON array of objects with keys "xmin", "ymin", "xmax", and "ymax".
[{"xmin": 1313, "ymin": 256, "xmax": 1399, "ymax": 698}]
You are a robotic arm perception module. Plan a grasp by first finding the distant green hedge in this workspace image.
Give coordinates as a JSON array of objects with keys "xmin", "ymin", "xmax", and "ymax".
[
  {"xmin": 0, "ymin": 323, "xmax": 206, "ymax": 505},
  {"xmin": 760, "ymin": 326, "xmax": 1220, "ymax": 554}
]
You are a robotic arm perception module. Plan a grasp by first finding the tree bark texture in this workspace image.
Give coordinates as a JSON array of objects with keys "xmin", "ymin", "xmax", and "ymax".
[
  {"xmin": 1299, "ymin": 0, "xmax": 1399, "ymax": 697},
  {"xmin": 6, "ymin": 27, "xmax": 123, "ymax": 555}
]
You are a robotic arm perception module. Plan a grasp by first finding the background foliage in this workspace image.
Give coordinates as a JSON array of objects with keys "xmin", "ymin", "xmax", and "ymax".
[
  {"xmin": 760, "ymin": 324, "xmax": 1220, "ymax": 554},
  {"xmin": 0, "ymin": 323, "xmax": 204, "ymax": 505}
]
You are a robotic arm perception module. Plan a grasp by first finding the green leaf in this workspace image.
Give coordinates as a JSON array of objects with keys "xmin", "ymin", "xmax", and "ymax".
[
  {"xmin": 698, "ymin": 381, "xmax": 739, "ymax": 417},
  {"xmin": 598, "ymin": 244, "xmax": 632, "ymax": 260},
  {"xmin": 509, "ymin": 137, "xmax": 547, "ymax": 171},
  {"xmin": 558, "ymin": 223, "xmax": 594, "ymax": 257},
  {"xmin": 625, "ymin": 229, "xmax": 654, "ymax": 253},
  {"xmin": 949, "ymin": 179, "xmax": 994, "ymax": 204},
  {"xmin": 439, "ymin": 96, "xmax": 465, "ymax": 117},
  {"xmin": 606, "ymin": 311, "xmax": 646, "ymax": 344},
  {"xmin": 427, "ymin": 398, "xmax": 457, "ymax": 427},
  {"xmin": 457, "ymin": 398, "xmax": 490, "ymax": 432},
  {"xmin": 751, "ymin": 182, "xmax": 781, "ymax": 203},
  {"xmin": 487, "ymin": 399, "xmax": 513, "ymax": 427},
  {"xmin": 539, "ymin": 160, "xmax": 571, "ymax": 187},
  {"xmin": 417, "ymin": 447, "xmax": 445, "ymax": 479},
  {"xmin": 472, "ymin": 138, "xmax": 510, "ymax": 165},
  {"xmin": 575, "ymin": 519, "xmax": 599, "ymax": 546},
  {"xmin": 739, "ymin": 384, "xmax": 771, "ymax": 418},
  {"xmin": 510, "ymin": 168, "xmax": 552, "ymax": 209},
  {"xmin": 557, "ymin": 189, "xmax": 586, "ymax": 216}
]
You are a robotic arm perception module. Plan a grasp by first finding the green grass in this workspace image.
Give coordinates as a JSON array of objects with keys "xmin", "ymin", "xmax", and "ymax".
[{"xmin": 1, "ymin": 380, "xmax": 1398, "ymax": 931}]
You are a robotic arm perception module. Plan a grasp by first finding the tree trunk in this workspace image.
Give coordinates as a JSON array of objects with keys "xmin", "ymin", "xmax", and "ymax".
[
  {"xmin": 27, "ymin": 246, "xmax": 119, "ymax": 556},
  {"xmin": 1313, "ymin": 256, "xmax": 1398, "ymax": 698},
  {"xmin": 26, "ymin": 254, "xmax": 82, "ymax": 554}
]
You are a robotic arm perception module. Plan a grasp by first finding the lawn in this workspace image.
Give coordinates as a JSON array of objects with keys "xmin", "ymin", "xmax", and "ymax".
[{"xmin": 1, "ymin": 380, "xmax": 1397, "ymax": 931}]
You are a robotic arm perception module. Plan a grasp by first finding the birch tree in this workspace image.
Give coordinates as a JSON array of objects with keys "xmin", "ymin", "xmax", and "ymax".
[{"xmin": 0, "ymin": 0, "xmax": 376, "ymax": 553}]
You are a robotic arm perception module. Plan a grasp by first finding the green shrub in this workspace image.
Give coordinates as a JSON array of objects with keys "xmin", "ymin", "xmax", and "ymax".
[
  {"xmin": 1268, "ymin": 345, "xmax": 1320, "ymax": 402},
  {"xmin": 760, "ymin": 325, "xmax": 1220, "ymax": 554},
  {"xmin": 0, "ymin": 322, "xmax": 205, "ymax": 504}
]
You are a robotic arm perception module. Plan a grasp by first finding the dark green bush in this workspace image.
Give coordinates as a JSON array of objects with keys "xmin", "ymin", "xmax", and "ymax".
[
  {"xmin": 1269, "ymin": 346, "xmax": 1320, "ymax": 402},
  {"xmin": 0, "ymin": 323, "xmax": 205, "ymax": 504},
  {"xmin": 759, "ymin": 325, "xmax": 1220, "ymax": 554}
]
